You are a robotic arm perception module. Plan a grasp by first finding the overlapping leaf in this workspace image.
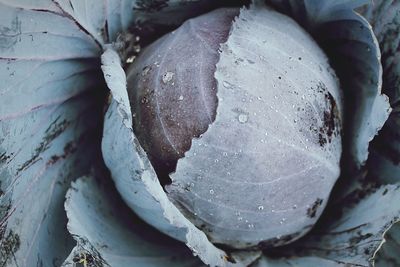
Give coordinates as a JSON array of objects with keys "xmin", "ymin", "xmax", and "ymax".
[
  {"xmin": 265, "ymin": 0, "xmax": 390, "ymax": 179},
  {"xmin": 375, "ymin": 222, "xmax": 400, "ymax": 267},
  {"xmin": 169, "ymin": 4, "xmax": 343, "ymax": 248},
  {"xmin": 0, "ymin": 1, "xmax": 106, "ymax": 266},
  {"xmin": 62, "ymin": 175, "xmax": 204, "ymax": 267},
  {"xmin": 101, "ymin": 49, "xmax": 242, "ymax": 267},
  {"xmin": 360, "ymin": 0, "xmax": 400, "ymax": 184}
]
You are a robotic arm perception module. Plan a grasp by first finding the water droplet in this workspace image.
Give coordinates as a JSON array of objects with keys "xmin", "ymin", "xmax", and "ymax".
[
  {"xmin": 162, "ymin": 71, "xmax": 174, "ymax": 84},
  {"xmin": 248, "ymin": 224, "xmax": 255, "ymax": 229},
  {"xmin": 293, "ymin": 119, "xmax": 298, "ymax": 123},
  {"xmin": 223, "ymin": 81, "xmax": 233, "ymax": 89},
  {"xmin": 214, "ymin": 159, "xmax": 219, "ymax": 163},
  {"xmin": 209, "ymin": 189, "xmax": 214, "ymax": 195},
  {"xmin": 223, "ymin": 152, "xmax": 228, "ymax": 156},
  {"xmin": 178, "ymin": 95, "xmax": 184, "ymax": 101},
  {"xmin": 257, "ymin": 96, "xmax": 262, "ymax": 101},
  {"xmin": 274, "ymin": 95, "xmax": 278, "ymax": 99},
  {"xmin": 141, "ymin": 66, "xmax": 150, "ymax": 76},
  {"xmin": 258, "ymin": 205, "xmax": 264, "ymax": 211},
  {"xmin": 238, "ymin": 113, "xmax": 248, "ymax": 123},
  {"xmin": 265, "ymin": 132, "xmax": 268, "ymax": 136},
  {"xmin": 238, "ymin": 217, "xmax": 243, "ymax": 221},
  {"xmin": 293, "ymin": 204, "xmax": 297, "ymax": 209},
  {"xmin": 126, "ymin": 56, "xmax": 136, "ymax": 63}
]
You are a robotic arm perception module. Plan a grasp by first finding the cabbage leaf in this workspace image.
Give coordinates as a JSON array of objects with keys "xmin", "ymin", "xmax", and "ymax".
[
  {"xmin": 361, "ymin": 0, "xmax": 400, "ymax": 184},
  {"xmin": 62, "ymin": 175, "xmax": 204, "ymax": 267},
  {"xmin": 0, "ymin": 1, "xmax": 104, "ymax": 266},
  {"xmin": 101, "ymin": 48, "xmax": 239, "ymax": 266}
]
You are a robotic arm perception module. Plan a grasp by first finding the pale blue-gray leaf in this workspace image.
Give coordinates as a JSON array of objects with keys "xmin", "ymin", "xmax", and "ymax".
[
  {"xmin": 0, "ymin": 1, "xmax": 104, "ymax": 266},
  {"xmin": 53, "ymin": 0, "xmax": 138, "ymax": 44},
  {"xmin": 253, "ymin": 256, "xmax": 345, "ymax": 267},
  {"xmin": 62, "ymin": 175, "xmax": 204, "ymax": 267},
  {"xmin": 375, "ymin": 222, "xmax": 400, "ymax": 267},
  {"xmin": 273, "ymin": 184, "xmax": 400, "ymax": 266},
  {"xmin": 168, "ymin": 4, "xmax": 343, "ymax": 248},
  {"xmin": 100, "ymin": 49, "xmax": 244, "ymax": 266},
  {"xmin": 265, "ymin": 0, "xmax": 391, "ymax": 177},
  {"xmin": 132, "ymin": 0, "xmax": 228, "ymax": 28},
  {"xmin": 360, "ymin": 0, "xmax": 400, "ymax": 184}
]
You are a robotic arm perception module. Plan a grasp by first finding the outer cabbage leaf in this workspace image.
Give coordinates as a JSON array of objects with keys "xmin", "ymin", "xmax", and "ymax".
[
  {"xmin": 253, "ymin": 256, "xmax": 345, "ymax": 267},
  {"xmin": 52, "ymin": 0, "xmax": 137, "ymax": 45},
  {"xmin": 258, "ymin": 184, "xmax": 400, "ymax": 266},
  {"xmin": 101, "ymin": 49, "xmax": 249, "ymax": 267},
  {"xmin": 62, "ymin": 175, "xmax": 204, "ymax": 267},
  {"xmin": 375, "ymin": 222, "xmax": 400, "ymax": 267},
  {"xmin": 264, "ymin": 0, "xmax": 391, "ymax": 178},
  {"xmin": 360, "ymin": 0, "xmax": 400, "ymax": 184},
  {"xmin": 0, "ymin": 1, "xmax": 105, "ymax": 266},
  {"xmin": 131, "ymin": 0, "xmax": 247, "ymax": 28},
  {"xmin": 168, "ymin": 5, "xmax": 343, "ymax": 248}
]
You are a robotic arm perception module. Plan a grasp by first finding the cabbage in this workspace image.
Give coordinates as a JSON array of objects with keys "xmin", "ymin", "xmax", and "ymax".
[{"xmin": 1, "ymin": 0, "xmax": 399, "ymax": 266}]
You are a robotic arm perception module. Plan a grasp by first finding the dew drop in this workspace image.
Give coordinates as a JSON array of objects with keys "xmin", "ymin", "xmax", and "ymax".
[
  {"xmin": 126, "ymin": 56, "xmax": 136, "ymax": 63},
  {"xmin": 162, "ymin": 71, "xmax": 174, "ymax": 84},
  {"xmin": 209, "ymin": 189, "xmax": 215, "ymax": 195},
  {"xmin": 141, "ymin": 66, "xmax": 150, "ymax": 76},
  {"xmin": 178, "ymin": 95, "xmax": 184, "ymax": 101},
  {"xmin": 258, "ymin": 205, "xmax": 264, "ymax": 211},
  {"xmin": 238, "ymin": 113, "xmax": 248, "ymax": 123},
  {"xmin": 248, "ymin": 224, "xmax": 255, "ymax": 229},
  {"xmin": 223, "ymin": 81, "xmax": 233, "ymax": 89}
]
